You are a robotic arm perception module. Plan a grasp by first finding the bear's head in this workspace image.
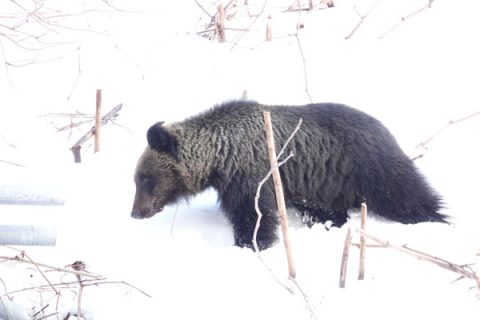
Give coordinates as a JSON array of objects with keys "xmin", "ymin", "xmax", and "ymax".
[{"xmin": 131, "ymin": 122, "xmax": 189, "ymax": 219}]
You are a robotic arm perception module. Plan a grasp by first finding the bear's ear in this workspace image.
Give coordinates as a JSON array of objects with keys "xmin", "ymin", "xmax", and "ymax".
[{"xmin": 147, "ymin": 122, "xmax": 178, "ymax": 157}]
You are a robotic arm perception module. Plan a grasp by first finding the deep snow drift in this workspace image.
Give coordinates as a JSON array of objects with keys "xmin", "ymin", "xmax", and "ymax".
[{"xmin": 1, "ymin": 0, "xmax": 480, "ymax": 319}]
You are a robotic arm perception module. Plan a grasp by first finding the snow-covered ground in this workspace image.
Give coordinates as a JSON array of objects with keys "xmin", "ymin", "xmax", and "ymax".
[{"xmin": 1, "ymin": 0, "xmax": 480, "ymax": 319}]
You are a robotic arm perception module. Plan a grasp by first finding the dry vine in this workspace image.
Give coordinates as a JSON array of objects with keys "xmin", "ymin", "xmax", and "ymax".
[{"xmin": 0, "ymin": 245, "xmax": 150, "ymax": 320}]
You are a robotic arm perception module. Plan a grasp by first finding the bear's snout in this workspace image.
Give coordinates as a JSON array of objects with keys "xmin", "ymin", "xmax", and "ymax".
[
  {"xmin": 131, "ymin": 207, "xmax": 144, "ymax": 219},
  {"xmin": 131, "ymin": 186, "xmax": 159, "ymax": 219},
  {"xmin": 131, "ymin": 200, "xmax": 162, "ymax": 219}
]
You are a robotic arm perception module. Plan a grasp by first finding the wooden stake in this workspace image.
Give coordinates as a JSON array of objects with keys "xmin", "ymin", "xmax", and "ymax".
[
  {"xmin": 358, "ymin": 202, "xmax": 367, "ymax": 280},
  {"xmin": 263, "ymin": 111, "xmax": 296, "ymax": 279},
  {"xmin": 70, "ymin": 103, "xmax": 122, "ymax": 163},
  {"xmin": 216, "ymin": 4, "xmax": 226, "ymax": 42},
  {"xmin": 476, "ymin": 252, "xmax": 480, "ymax": 290},
  {"xmin": 265, "ymin": 15, "xmax": 273, "ymax": 41},
  {"xmin": 94, "ymin": 89, "xmax": 102, "ymax": 153},
  {"xmin": 339, "ymin": 228, "xmax": 353, "ymax": 288}
]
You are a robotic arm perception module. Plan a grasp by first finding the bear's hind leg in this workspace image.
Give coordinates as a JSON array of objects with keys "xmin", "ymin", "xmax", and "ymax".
[{"xmin": 294, "ymin": 201, "xmax": 349, "ymax": 229}]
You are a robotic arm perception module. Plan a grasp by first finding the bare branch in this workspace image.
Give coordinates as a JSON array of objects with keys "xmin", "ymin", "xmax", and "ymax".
[
  {"xmin": 293, "ymin": 33, "xmax": 312, "ymax": 103},
  {"xmin": 193, "ymin": 0, "xmax": 213, "ymax": 18},
  {"xmin": 229, "ymin": 0, "xmax": 268, "ymax": 51},
  {"xmin": 345, "ymin": 0, "xmax": 380, "ymax": 40},
  {"xmin": 0, "ymin": 0, "xmax": 122, "ymax": 74},
  {"xmin": 0, "ymin": 159, "xmax": 26, "ymax": 167},
  {"xmin": 293, "ymin": 0, "xmax": 313, "ymax": 102},
  {"xmin": 3, "ymin": 247, "xmax": 59, "ymax": 295},
  {"xmin": 0, "ymin": 134, "xmax": 15, "ymax": 148},
  {"xmin": 0, "ymin": 246, "xmax": 151, "ymax": 319},
  {"xmin": 0, "ymin": 249, "xmax": 101, "ymax": 279},
  {"xmin": 411, "ymin": 109, "xmax": 480, "ymax": 160},
  {"xmin": 378, "ymin": 0, "xmax": 435, "ymax": 39},
  {"xmin": 357, "ymin": 229, "xmax": 480, "ymax": 289},
  {"xmin": 288, "ymin": 276, "xmax": 318, "ymax": 320},
  {"xmin": 253, "ymin": 117, "xmax": 303, "ymax": 252},
  {"xmin": 253, "ymin": 151, "xmax": 295, "ymax": 252}
]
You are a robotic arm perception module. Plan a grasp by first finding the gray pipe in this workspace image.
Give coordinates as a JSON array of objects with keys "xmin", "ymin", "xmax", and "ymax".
[{"xmin": 0, "ymin": 225, "xmax": 56, "ymax": 246}]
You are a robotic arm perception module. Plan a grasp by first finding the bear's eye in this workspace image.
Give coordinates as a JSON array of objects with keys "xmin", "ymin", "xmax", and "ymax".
[{"xmin": 139, "ymin": 175, "xmax": 155, "ymax": 193}]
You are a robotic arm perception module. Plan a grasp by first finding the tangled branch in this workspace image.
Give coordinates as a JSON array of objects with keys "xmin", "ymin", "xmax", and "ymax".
[
  {"xmin": 0, "ymin": 245, "xmax": 150, "ymax": 320},
  {"xmin": 0, "ymin": 0, "xmax": 119, "ymax": 69}
]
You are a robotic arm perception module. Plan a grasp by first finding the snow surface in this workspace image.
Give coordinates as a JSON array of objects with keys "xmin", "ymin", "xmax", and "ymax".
[{"xmin": 1, "ymin": 0, "xmax": 480, "ymax": 319}]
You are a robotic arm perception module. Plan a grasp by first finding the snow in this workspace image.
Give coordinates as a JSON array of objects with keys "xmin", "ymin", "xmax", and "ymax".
[{"xmin": 1, "ymin": 0, "xmax": 480, "ymax": 319}]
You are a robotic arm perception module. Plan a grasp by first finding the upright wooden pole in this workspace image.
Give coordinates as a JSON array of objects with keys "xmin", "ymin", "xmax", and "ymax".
[
  {"xmin": 265, "ymin": 15, "xmax": 273, "ymax": 41},
  {"xmin": 94, "ymin": 89, "xmax": 102, "ymax": 153},
  {"xmin": 263, "ymin": 111, "xmax": 296, "ymax": 279},
  {"xmin": 339, "ymin": 228, "xmax": 353, "ymax": 288},
  {"xmin": 216, "ymin": 4, "xmax": 226, "ymax": 42},
  {"xmin": 358, "ymin": 202, "xmax": 368, "ymax": 280}
]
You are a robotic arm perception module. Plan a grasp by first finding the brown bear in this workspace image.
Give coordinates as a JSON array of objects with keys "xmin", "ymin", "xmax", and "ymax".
[{"xmin": 131, "ymin": 100, "xmax": 447, "ymax": 250}]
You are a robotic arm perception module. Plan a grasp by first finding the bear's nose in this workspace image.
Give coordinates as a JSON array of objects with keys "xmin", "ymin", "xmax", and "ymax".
[{"xmin": 131, "ymin": 207, "xmax": 144, "ymax": 219}]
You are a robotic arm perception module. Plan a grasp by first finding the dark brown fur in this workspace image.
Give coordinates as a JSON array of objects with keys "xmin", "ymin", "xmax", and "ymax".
[{"xmin": 131, "ymin": 100, "xmax": 447, "ymax": 249}]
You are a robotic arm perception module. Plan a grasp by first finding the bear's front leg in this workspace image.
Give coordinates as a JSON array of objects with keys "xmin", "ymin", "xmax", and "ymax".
[
  {"xmin": 221, "ymin": 188, "xmax": 279, "ymax": 250},
  {"xmin": 231, "ymin": 208, "xmax": 279, "ymax": 250}
]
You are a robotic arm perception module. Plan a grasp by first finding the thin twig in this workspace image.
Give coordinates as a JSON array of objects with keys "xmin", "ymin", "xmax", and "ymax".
[
  {"xmin": 193, "ymin": 0, "xmax": 213, "ymax": 18},
  {"xmin": 36, "ymin": 312, "xmax": 59, "ymax": 320},
  {"xmin": 0, "ymin": 252, "xmax": 101, "ymax": 279},
  {"xmin": 0, "ymin": 134, "xmax": 15, "ymax": 148},
  {"xmin": 0, "ymin": 277, "xmax": 12, "ymax": 300},
  {"xmin": 293, "ymin": 0, "xmax": 312, "ymax": 102},
  {"xmin": 7, "ymin": 249, "xmax": 59, "ymax": 295},
  {"xmin": 293, "ymin": 33, "xmax": 312, "ymax": 103},
  {"xmin": 378, "ymin": 0, "xmax": 435, "ymax": 39},
  {"xmin": 4, "ymin": 277, "xmax": 151, "ymax": 298},
  {"xmin": 229, "ymin": 0, "xmax": 269, "ymax": 52},
  {"xmin": 82, "ymin": 280, "xmax": 151, "ymax": 298},
  {"xmin": 344, "ymin": 0, "xmax": 381, "ymax": 39},
  {"xmin": 276, "ymin": 118, "xmax": 303, "ymax": 161},
  {"xmin": 1, "ymin": 0, "xmax": 121, "ymax": 73},
  {"xmin": 254, "ymin": 254, "xmax": 294, "ymax": 293},
  {"xmin": 253, "ymin": 152, "xmax": 295, "ymax": 252},
  {"xmin": 411, "ymin": 109, "xmax": 480, "ymax": 160},
  {"xmin": 170, "ymin": 205, "xmax": 180, "ymax": 236},
  {"xmin": 70, "ymin": 103, "xmax": 123, "ymax": 151},
  {"xmin": 288, "ymin": 276, "xmax": 318, "ymax": 320},
  {"xmin": 32, "ymin": 304, "xmax": 50, "ymax": 318},
  {"xmin": 0, "ymin": 159, "xmax": 27, "ymax": 167},
  {"xmin": 357, "ymin": 229, "xmax": 480, "ymax": 289}
]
